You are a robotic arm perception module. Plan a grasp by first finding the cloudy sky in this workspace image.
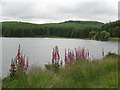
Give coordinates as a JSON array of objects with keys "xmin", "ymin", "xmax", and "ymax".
[{"xmin": 0, "ymin": 0, "xmax": 120, "ymax": 24}]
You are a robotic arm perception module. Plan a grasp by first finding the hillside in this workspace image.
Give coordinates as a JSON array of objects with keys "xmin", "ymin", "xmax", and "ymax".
[
  {"xmin": 2, "ymin": 20, "xmax": 103, "ymax": 38},
  {"xmin": 1, "ymin": 20, "xmax": 120, "ymax": 39},
  {"xmin": 101, "ymin": 20, "xmax": 120, "ymax": 37}
]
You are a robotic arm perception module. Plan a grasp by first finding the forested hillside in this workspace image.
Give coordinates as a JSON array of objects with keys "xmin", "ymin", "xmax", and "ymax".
[
  {"xmin": 101, "ymin": 20, "xmax": 120, "ymax": 37},
  {"xmin": 2, "ymin": 20, "xmax": 120, "ymax": 38},
  {"xmin": 2, "ymin": 21, "xmax": 103, "ymax": 38}
]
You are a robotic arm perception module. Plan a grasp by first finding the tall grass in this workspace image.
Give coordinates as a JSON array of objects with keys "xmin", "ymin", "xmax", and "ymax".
[
  {"xmin": 0, "ymin": 79, "xmax": 2, "ymax": 89},
  {"xmin": 109, "ymin": 37, "xmax": 120, "ymax": 42},
  {"xmin": 2, "ymin": 55, "xmax": 118, "ymax": 88}
]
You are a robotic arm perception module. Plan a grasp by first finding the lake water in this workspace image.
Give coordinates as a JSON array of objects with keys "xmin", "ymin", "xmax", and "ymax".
[{"xmin": 1, "ymin": 37, "xmax": 119, "ymax": 78}]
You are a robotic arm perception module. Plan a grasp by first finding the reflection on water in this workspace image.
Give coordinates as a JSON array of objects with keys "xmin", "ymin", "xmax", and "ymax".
[{"xmin": 1, "ymin": 37, "xmax": 119, "ymax": 78}]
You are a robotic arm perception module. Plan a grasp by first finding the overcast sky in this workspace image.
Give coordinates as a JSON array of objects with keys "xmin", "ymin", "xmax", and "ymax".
[{"xmin": 0, "ymin": 0, "xmax": 120, "ymax": 24}]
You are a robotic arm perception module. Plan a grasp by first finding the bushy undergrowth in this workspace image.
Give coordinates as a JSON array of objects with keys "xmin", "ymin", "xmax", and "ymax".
[
  {"xmin": 0, "ymin": 80, "xmax": 1, "ymax": 89},
  {"xmin": 2, "ymin": 56, "xmax": 118, "ymax": 88},
  {"xmin": 106, "ymin": 52, "xmax": 118, "ymax": 56}
]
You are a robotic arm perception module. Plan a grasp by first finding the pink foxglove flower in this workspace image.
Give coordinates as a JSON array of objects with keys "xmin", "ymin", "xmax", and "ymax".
[
  {"xmin": 64, "ymin": 47, "xmax": 89, "ymax": 65},
  {"xmin": 52, "ymin": 48, "xmax": 55, "ymax": 64},
  {"xmin": 52, "ymin": 46, "xmax": 60, "ymax": 65},
  {"xmin": 10, "ymin": 44, "xmax": 29, "ymax": 76},
  {"xmin": 10, "ymin": 58, "xmax": 16, "ymax": 72},
  {"xmin": 25, "ymin": 57, "xmax": 29, "ymax": 70},
  {"xmin": 64, "ymin": 49, "xmax": 68, "ymax": 64}
]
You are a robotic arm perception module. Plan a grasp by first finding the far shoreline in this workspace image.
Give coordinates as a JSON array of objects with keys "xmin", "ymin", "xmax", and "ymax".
[{"xmin": 1, "ymin": 36, "xmax": 120, "ymax": 42}]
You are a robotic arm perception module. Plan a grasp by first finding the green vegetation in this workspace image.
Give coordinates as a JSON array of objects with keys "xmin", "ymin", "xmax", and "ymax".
[
  {"xmin": 0, "ymin": 79, "xmax": 1, "ymax": 89},
  {"xmin": 95, "ymin": 31, "xmax": 110, "ymax": 41},
  {"xmin": 2, "ymin": 21, "xmax": 103, "ymax": 38},
  {"xmin": 101, "ymin": 20, "xmax": 120, "ymax": 37},
  {"xmin": 89, "ymin": 30, "xmax": 110, "ymax": 41},
  {"xmin": 45, "ymin": 63, "xmax": 60, "ymax": 73},
  {"xmin": 2, "ymin": 55, "xmax": 118, "ymax": 88},
  {"xmin": 2, "ymin": 20, "xmax": 120, "ymax": 41},
  {"xmin": 106, "ymin": 52, "xmax": 118, "ymax": 56},
  {"xmin": 110, "ymin": 37, "xmax": 120, "ymax": 42}
]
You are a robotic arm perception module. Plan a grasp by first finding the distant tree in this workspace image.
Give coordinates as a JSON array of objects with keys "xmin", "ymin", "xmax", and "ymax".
[
  {"xmin": 95, "ymin": 31, "xmax": 101, "ymax": 40},
  {"xmin": 89, "ymin": 31, "xmax": 96, "ymax": 39},
  {"xmin": 101, "ymin": 20, "xmax": 120, "ymax": 37},
  {"xmin": 99, "ymin": 31, "xmax": 110, "ymax": 41},
  {"xmin": 95, "ymin": 31, "xmax": 110, "ymax": 41}
]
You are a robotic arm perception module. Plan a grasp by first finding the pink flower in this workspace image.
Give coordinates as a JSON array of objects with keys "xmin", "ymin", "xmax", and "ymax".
[
  {"xmin": 52, "ymin": 48, "xmax": 55, "ymax": 64},
  {"xmin": 52, "ymin": 46, "xmax": 60, "ymax": 65},
  {"xmin": 65, "ymin": 49, "xmax": 68, "ymax": 64},
  {"xmin": 25, "ymin": 57, "xmax": 28, "ymax": 70},
  {"xmin": 10, "ymin": 58, "xmax": 16, "ymax": 72},
  {"xmin": 17, "ymin": 44, "xmax": 21, "ymax": 63},
  {"xmin": 10, "ymin": 44, "xmax": 29, "ymax": 76}
]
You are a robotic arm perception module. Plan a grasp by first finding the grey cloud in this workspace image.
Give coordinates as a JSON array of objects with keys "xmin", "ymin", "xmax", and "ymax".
[
  {"xmin": 53, "ymin": 2, "xmax": 118, "ymax": 22},
  {"xmin": 57, "ymin": 2, "xmax": 116, "ymax": 17},
  {"xmin": 3, "ymin": 2, "xmax": 33, "ymax": 17},
  {"xmin": 2, "ymin": 1, "xmax": 118, "ymax": 23},
  {"xmin": 118, "ymin": 1, "xmax": 120, "ymax": 20},
  {"xmin": 2, "ymin": 2, "xmax": 59, "ymax": 20}
]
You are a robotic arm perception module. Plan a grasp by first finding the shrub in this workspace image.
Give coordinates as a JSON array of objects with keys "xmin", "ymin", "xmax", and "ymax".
[
  {"xmin": 89, "ymin": 31, "xmax": 96, "ymax": 39},
  {"xmin": 99, "ymin": 31, "xmax": 110, "ymax": 41},
  {"xmin": 106, "ymin": 52, "xmax": 117, "ymax": 56},
  {"xmin": 95, "ymin": 31, "xmax": 110, "ymax": 41}
]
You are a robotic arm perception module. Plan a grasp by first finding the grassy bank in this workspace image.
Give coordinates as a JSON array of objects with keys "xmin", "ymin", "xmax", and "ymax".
[
  {"xmin": 83, "ymin": 37, "xmax": 120, "ymax": 42},
  {"xmin": 2, "ymin": 55, "xmax": 118, "ymax": 88},
  {"xmin": 0, "ymin": 80, "xmax": 1, "ymax": 89},
  {"xmin": 109, "ymin": 37, "xmax": 120, "ymax": 42}
]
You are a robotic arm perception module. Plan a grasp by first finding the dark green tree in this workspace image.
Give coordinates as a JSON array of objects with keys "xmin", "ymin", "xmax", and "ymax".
[
  {"xmin": 89, "ymin": 31, "xmax": 96, "ymax": 39},
  {"xmin": 99, "ymin": 31, "xmax": 110, "ymax": 41}
]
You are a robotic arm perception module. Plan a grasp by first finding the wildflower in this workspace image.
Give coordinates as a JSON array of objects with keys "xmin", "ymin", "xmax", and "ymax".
[
  {"xmin": 25, "ymin": 57, "xmax": 28, "ymax": 70},
  {"xmin": 52, "ymin": 46, "xmax": 60, "ymax": 65},
  {"xmin": 55, "ymin": 46, "xmax": 60, "ymax": 61},
  {"xmin": 64, "ymin": 49, "xmax": 68, "ymax": 64},
  {"xmin": 81, "ymin": 48, "xmax": 85, "ymax": 59},
  {"xmin": 10, "ymin": 58, "xmax": 16, "ymax": 72},
  {"xmin": 64, "ymin": 47, "xmax": 89, "ymax": 65},
  {"xmin": 52, "ymin": 48, "xmax": 55, "ymax": 64},
  {"xmin": 9, "ymin": 44, "xmax": 29, "ymax": 77},
  {"xmin": 17, "ymin": 44, "xmax": 21, "ymax": 64}
]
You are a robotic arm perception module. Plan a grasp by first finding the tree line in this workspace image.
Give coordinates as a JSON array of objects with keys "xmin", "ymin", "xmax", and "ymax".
[
  {"xmin": 101, "ymin": 20, "xmax": 120, "ymax": 37},
  {"xmin": 2, "ymin": 20, "xmax": 120, "ymax": 40}
]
